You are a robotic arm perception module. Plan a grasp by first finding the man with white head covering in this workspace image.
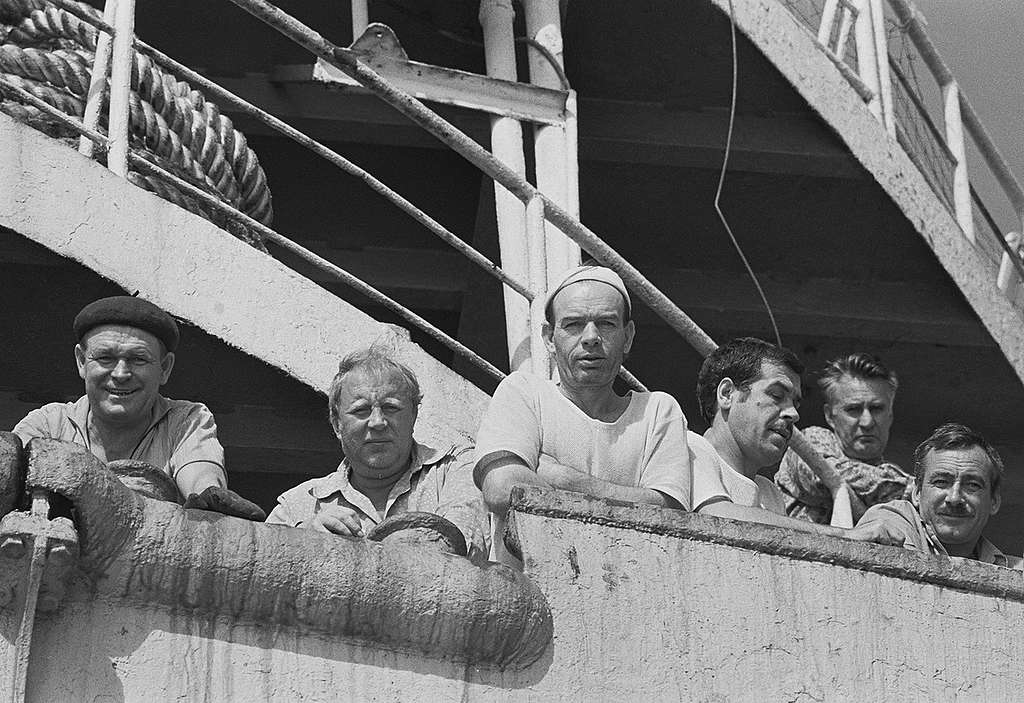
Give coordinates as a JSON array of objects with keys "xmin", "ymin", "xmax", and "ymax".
[{"xmin": 473, "ymin": 265, "xmax": 694, "ymax": 517}]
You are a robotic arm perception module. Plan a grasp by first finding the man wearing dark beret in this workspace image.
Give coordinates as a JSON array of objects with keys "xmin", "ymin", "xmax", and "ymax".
[{"xmin": 12, "ymin": 295, "xmax": 264, "ymax": 520}]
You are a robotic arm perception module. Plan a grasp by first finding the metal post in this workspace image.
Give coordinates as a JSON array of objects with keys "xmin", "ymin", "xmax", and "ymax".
[
  {"xmin": 942, "ymin": 81, "xmax": 975, "ymax": 243},
  {"xmin": 351, "ymin": 0, "xmax": 368, "ymax": 40},
  {"xmin": 817, "ymin": 0, "xmax": 838, "ymax": 46},
  {"xmin": 526, "ymin": 195, "xmax": 550, "ymax": 378},
  {"xmin": 522, "ymin": 0, "xmax": 580, "ymax": 289},
  {"xmin": 869, "ymin": 0, "xmax": 895, "ymax": 136},
  {"xmin": 853, "ymin": 0, "xmax": 881, "ymax": 122},
  {"xmin": 79, "ymin": 0, "xmax": 117, "ymax": 157},
  {"xmin": 106, "ymin": 0, "xmax": 136, "ymax": 176},
  {"xmin": 997, "ymin": 231, "xmax": 1022, "ymax": 293},
  {"xmin": 479, "ymin": 0, "xmax": 532, "ymax": 371}
]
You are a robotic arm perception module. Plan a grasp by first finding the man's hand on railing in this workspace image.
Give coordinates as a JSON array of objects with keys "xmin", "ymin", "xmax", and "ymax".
[
  {"xmin": 184, "ymin": 486, "xmax": 266, "ymax": 521},
  {"xmin": 843, "ymin": 519, "xmax": 905, "ymax": 547}
]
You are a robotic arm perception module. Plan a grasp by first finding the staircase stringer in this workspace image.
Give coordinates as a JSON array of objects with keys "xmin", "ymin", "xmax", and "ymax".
[
  {"xmin": 711, "ymin": 0, "xmax": 1024, "ymax": 385},
  {"xmin": 0, "ymin": 112, "xmax": 487, "ymax": 448}
]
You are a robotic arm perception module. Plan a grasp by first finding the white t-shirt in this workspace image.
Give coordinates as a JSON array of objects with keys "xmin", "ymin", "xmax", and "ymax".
[
  {"xmin": 688, "ymin": 431, "xmax": 787, "ymax": 514},
  {"xmin": 474, "ymin": 371, "xmax": 692, "ymax": 509}
]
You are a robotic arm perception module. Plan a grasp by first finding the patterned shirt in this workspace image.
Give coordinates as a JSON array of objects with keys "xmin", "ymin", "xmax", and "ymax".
[{"xmin": 775, "ymin": 426, "xmax": 911, "ymax": 523}]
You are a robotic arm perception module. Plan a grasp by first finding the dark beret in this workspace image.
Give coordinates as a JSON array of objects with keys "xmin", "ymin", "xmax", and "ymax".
[{"xmin": 73, "ymin": 296, "xmax": 179, "ymax": 352}]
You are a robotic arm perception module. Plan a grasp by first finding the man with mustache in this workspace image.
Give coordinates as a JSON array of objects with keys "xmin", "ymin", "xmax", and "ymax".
[
  {"xmin": 12, "ymin": 296, "xmax": 264, "ymax": 519},
  {"xmin": 474, "ymin": 265, "xmax": 692, "ymax": 522},
  {"xmin": 775, "ymin": 353, "xmax": 910, "ymax": 524},
  {"xmin": 854, "ymin": 423, "xmax": 1018, "ymax": 567},
  {"xmin": 691, "ymin": 338, "xmax": 901, "ymax": 544}
]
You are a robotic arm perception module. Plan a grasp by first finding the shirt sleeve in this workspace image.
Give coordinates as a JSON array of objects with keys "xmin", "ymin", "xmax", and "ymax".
[
  {"xmin": 634, "ymin": 395, "xmax": 692, "ymax": 510},
  {"xmin": 11, "ymin": 405, "xmax": 58, "ymax": 446},
  {"xmin": 169, "ymin": 403, "xmax": 226, "ymax": 479},
  {"xmin": 473, "ymin": 372, "xmax": 543, "ymax": 479},
  {"xmin": 688, "ymin": 431, "xmax": 731, "ymax": 511},
  {"xmin": 433, "ymin": 447, "xmax": 491, "ymax": 560},
  {"xmin": 855, "ymin": 501, "xmax": 926, "ymax": 552}
]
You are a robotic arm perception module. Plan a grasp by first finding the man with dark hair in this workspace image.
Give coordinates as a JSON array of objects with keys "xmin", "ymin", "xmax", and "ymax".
[
  {"xmin": 690, "ymin": 338, "xmax": 901, "ymax": 545},
  {"xmin": 854, "ymin": 423, "xmax": 1018, "ymax": 567},
  {"xmin": 13, "ymin": 295, "xmax": 264, "ymax": 519},
  {"xmin": 775, "ymin": 352, "xmax": 910, "ymax": 524},
  {"xmin": 267, "ymin": 346, "xmax": 488, "ymax": 560}
]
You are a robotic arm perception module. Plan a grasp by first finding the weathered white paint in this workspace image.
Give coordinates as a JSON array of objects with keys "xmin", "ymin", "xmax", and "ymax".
[
  {"xmin": 0, "ymin": 113, "xmax": 487, "ymax": 447},
  {"xmin": 709, "ymin": 0, "xmax": 1024, "ymax": 386},
  {"xmin": 479, "ymin": 0, "xmax": 532, "ymax": 373},
  {"xmin": 10, "ymin": 487, "xmax": 1024, "ymax": 701}
]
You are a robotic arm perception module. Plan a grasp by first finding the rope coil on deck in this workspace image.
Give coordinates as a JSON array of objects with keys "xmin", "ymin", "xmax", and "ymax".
[{"xmin": 0, "ymin": 0, "xmax": 273, "ymax": 247}]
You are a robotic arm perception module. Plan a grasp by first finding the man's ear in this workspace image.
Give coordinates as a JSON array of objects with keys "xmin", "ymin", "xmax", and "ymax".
[
  {"xmin": 716, "ymin": 377, "xmax": 736, "ymax": 412},
  {"xmin": 823, "ymin": 403, "xmax": 837, "ymax": 432},
  {"xmin": 623, "ymin": 319, "xmax": 636, "ymax": 356},
  {"xmin": 74, "ymin": 344, "xmax": 87, "ymax": 381},
  {"xmin": 991, "ymin": 489, "xmax": 1002, "ymax": 516},
  {"xmin": 159, "ymin": 352, "xmax": 176, "ymax": 385},
  {"xmin": 542, "ymin": 321, "xmax": 555, "ymax": 355},
  {"xmin": 910, "ymin": 480, "xmax": 921, "ymax": 508}
]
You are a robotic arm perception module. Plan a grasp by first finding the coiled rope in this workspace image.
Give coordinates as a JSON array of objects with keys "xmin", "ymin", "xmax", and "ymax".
[{"xmin": 0, "ymin": 0, "xmax": 273, "ymax": 248}]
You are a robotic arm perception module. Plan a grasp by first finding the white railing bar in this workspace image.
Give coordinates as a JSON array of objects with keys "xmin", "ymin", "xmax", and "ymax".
[
  {"xmin": 104, "ymin": 0, "xmax": 134, "ymax": 176},
  {"xmin": 78, "ymin": 0, "xmax": 116, "ymax": 157}
]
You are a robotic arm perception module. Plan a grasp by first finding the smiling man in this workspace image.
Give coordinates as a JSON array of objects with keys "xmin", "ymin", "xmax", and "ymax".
[
  {"xmin": 266, "ymin": 347, "xmax": 488, "ymax": 560},
  {"xmin": 854, "ymin": 423, "xmax": 1018, "ymax": 567},
  {"xmin": 691, "ymin": 338, "xmax": 902, "ymax": 545},
  {"xmin": 775, "ymin": 353, "xmax": 911, "ymax": 524},
  {"xmin": 473, "ymin": 265, "xmax": 691, "ymax": 520},
  {"xmin": 12, "ymin": 296, "xmax": 263, "ymax": 519}
]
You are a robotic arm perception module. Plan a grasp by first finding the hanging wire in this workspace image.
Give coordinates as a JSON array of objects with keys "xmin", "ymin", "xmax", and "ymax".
[{"xmin": 714, "ymin": 0, "xmax": 783, "ymax": 348}]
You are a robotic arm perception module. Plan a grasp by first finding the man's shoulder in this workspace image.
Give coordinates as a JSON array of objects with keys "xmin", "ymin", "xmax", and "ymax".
[
  {"xmin": 13, "ymin": 397, "xmax": 88, "ymax": 439},
  {"xmin": 626, "ymin": 389, "xmax": 684, "ymax": 425},
  {"xmin": 277, "ymin": 472, "xmax": 341, "ymax": 503},
  {"xmin": 859, "ymin": 498, "xmax": 919, "ymax": 525},
  {"xmin": 159, "ymin": 397, "xmax": 214, "ymax": 416}
]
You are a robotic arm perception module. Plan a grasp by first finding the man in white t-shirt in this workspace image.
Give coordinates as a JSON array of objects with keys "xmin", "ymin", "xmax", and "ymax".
[
  {"xmin": 692, "ymin": 337, "xmax": 902, "ymax": 545},
  {"xmin": 474, "ymin": 265, "xmax": 699, "ymax": 517}
]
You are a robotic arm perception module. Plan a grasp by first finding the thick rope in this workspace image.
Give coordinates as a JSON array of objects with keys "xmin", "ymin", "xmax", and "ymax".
[{"xmin": 0, "ymin": 0, "xmax": 274, "ymax": 241}]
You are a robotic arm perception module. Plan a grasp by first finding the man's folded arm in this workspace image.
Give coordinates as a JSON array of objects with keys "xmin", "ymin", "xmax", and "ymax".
[{"xmin": 475, "ymin": 452, "xmax": 551, "ymax": 515}]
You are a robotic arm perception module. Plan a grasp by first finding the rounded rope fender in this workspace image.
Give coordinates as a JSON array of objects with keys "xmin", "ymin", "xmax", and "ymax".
[
  {"xmin": 0, "ymin": 0, "xmax": 274, "ymax": 245},
  {"xmin": 24, "ymin": 438, "xmax": 554, "ymax": 669}
]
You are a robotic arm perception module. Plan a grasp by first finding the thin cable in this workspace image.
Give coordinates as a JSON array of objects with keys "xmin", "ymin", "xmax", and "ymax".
[{"xmin": 713, "ymin": 0, "xmax": 783, "ymax": 348}]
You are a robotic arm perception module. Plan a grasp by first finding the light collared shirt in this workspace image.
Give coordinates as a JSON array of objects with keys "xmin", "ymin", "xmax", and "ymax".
[
  {"xmin": 856, "ymin": 499, "xmax": 1022, "ymax": 569},
  {"xmin": 12, "ymin": 394, "xmax": 225, "ymax": 482},
  {"xmin": 266, "ymin": 442, "xmax": 489, "ymax": 558}
]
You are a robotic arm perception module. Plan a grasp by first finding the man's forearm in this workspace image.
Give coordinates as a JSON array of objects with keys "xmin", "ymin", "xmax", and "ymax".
[
  {"xmin": 176, "ymin": 461, "xmax": 227, "ymax": 497},
  {"xmin": 701, "ymin": 500, "xmax": 846, "ymax": 537}
]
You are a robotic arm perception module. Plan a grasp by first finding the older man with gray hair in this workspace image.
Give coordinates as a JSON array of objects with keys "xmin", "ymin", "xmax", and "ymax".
[
  {"xmin": 267, "ymin": 346, "xmax": 489, "ymax": 560},
  {"xmin": 775, "ymin": 352, "xmax": 911, "ymax": 524}
]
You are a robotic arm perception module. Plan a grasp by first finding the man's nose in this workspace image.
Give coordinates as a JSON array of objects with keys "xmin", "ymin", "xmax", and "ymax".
[
  {"xmin": 581, "ymin": 321, "xmax": 601, "ymax": 344},
  {"xmin": 781, "ymin": 403, "xmax": 799, "ymax": 425},
  {"xmin": 945, "ymin": 482, "xmax": 967, "ymax": 506},
  {"xmin": 858, "ymin": 407, "xmax": 875, "ymax": 427},
  {"xmin": 110, "ymin": 358, "xmax": 132, "ymax": 378},
  {"xmin": 367, "ymin": 407, "xmax": 387, "ymax": 429}
]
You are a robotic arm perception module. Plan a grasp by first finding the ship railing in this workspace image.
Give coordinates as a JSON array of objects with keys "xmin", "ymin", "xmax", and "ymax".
[
  {"xmin": 782, "ymin": 0, "xmax": 1024, "ymax": 302},
  {"xmin": 0, "ymin": 0, "xmax": 882, "ymax": 524}
]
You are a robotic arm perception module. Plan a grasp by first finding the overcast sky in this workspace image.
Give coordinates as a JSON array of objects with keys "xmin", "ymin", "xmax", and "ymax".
[{"xmin": 912, "ymin": 1, "xmax": 1023, "ymax": 230}]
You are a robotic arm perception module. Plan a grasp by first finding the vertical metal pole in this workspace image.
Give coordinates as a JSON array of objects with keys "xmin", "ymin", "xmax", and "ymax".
[
  {"xmin": 869, "ymin": 0, "xmax": 895, "ymax": 136},
  {"xmin": 106, "ymin": 0, "xmax": 136, "ymax": 177},
  {"xmin": 997, "ymin": 231, "xmax": 1021, "ymax": 293},
  {"xmin": 818, "ymin": 0, "xmax": 839, "ymax": 46},
  {"xmin": 79, "ymin": 0, "xmax": 117, "ymax": 158},
  {"xmin": 526, "ymin": 195, "xmax": 550, "ymax": 378},
  {"xmin": 351, "ymin": 0, "xmax": 368, "ymax": 40},
  {"xmin": 834, "ymin": 4, "xmax": 855, "ymax": 61},
  {"xmin": 853, "ymin": 0, "xmax": 882, "ymax": 122},
  {"xmin": 942, "ymin": 81, "xmax": 975, "ymax": 243},
  {"xmin": 522, "ymin": 0, "xmax": 580, "ymax": 289},
  {"xmin": 479, "ymin": 0, "xmax": 532, "ymax": 372}
]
